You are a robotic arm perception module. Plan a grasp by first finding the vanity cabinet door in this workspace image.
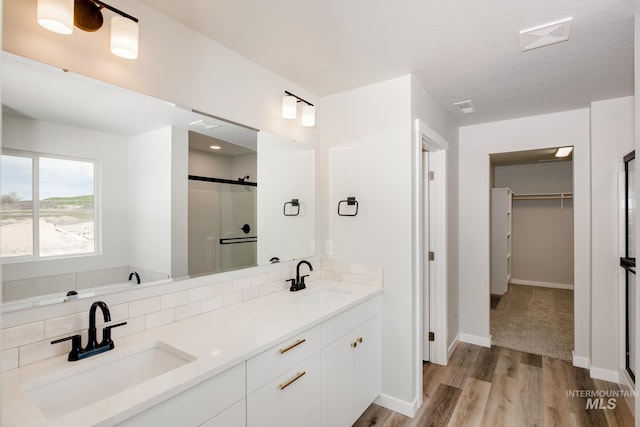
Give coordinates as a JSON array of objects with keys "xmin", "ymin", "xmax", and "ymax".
[{"xmin": 321, "ymin": 314, "xmax": 381, "ymax": 427}]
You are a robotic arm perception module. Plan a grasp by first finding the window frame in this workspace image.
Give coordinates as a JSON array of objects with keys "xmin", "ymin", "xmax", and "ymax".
[{"xmin": 1, "ymin": 149, "xmax": 100, "ymax": 262}]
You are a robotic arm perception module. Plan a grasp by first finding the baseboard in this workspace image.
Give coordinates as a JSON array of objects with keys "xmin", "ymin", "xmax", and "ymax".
[
  {"xmin": 447, "ymin": 334, "xmax": 460, "ymax": 361},
  {"xmin": 459, "ymin": 333, "xmax": 491, "ymax": 348},
  {"xmin": 590, "ymin": 367, "xmax": 620, "ymax": 383},
  {"xmin": 375, "ymin": 393, "xmax": 419, "ymax": 418},
  {"xmin": 510, "ymin": 279, "xmax": 573, "ymax": 290},
  {"xmin": 573, "ymin": 352, "xmax": 590, "ymax": 369}
]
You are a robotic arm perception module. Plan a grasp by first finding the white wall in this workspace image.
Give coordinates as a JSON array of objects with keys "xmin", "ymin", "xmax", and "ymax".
[
  {"xmin": 321, "ymin": 76, "xmax": 415, "ymax": 410},
  {"xmin": 410, "ymin": 77, "xmax": 460, "ymax": 353},
  {"xmin": 590, "ymin": 96, "xmax": 634, "ymax": 378},
  {"xmin": 2, "ymin": 114, "xmax": 130, "ymax": 281},
  {"xmin": 459, "ymin": 109, "xmax": 591, "ymax": 362},
  {"xmin": 257, "ymin": 132, "xmax": 315, "ymax": 264},
  {"xmin": 320, "ymin": 75, "xmax": 458, "ymax": 416},
  {"xmin": 128, "ymin": 127, "xmax": 173, "ymax": 278}
]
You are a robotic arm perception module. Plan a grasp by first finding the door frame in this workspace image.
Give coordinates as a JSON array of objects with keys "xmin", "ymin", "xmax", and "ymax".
[{"xmin": 414, "ymin": 119, "xmax": 449, "ymax": 369}]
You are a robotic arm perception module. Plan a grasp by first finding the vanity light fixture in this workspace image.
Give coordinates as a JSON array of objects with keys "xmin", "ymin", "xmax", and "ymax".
[
  {"xmin": 37, "ymin": 0, "xmax": 140, "ymax": 59},
  {"xmin": 555, "ymin": 146, "xmax": 573, "ymax": 158},
  {"xmin": 282, "ymin": 91, "xmax": 316, "ymax": 127}
]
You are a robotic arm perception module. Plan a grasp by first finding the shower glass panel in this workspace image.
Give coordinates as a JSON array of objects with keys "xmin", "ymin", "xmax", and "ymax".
[
  {"xmin": 188, "ymin": 180, "xmax": 257, "ymax": 276},
  {"xmin": 219, "ymin": 183, "xmax": 257, "ymax": 271},
  {"xmin": 621, "ymin": 151, "xmax": 636, "ymax": 382}
]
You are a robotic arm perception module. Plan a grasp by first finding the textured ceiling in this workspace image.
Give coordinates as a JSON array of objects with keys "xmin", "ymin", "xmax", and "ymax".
[{"xmin": 139, "ymin": 0, "xmax": 637, "ymax": 125}]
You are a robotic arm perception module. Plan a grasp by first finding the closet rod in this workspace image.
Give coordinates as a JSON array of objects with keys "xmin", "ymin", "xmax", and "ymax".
[{"xmin": 512, "ymin": 193, "xmax": 573, "ymax": 201}]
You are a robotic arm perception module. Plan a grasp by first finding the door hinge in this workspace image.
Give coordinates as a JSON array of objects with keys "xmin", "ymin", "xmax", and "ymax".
[
  {"xmin": 428, "ymin": 171, "xmax": 435, "ymax": 181},
  {"xmin": 428, "ymin": 332, "xmax": 435, "ymax": 342},
  {"xmin": 428, "ymin": 251, "xmax": 435, "ymax": 261}
]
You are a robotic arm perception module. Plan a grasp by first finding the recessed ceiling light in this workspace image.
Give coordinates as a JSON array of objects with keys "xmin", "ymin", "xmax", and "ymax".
[
  {"xmin": 210, "ymin": 145, "xmax": 221, "ymax": 150},
  {"xmin": 190, "ymin": 119, "xmax": 222, "ymax": 130},
  {"xmin": 520, "ymin": 18, "xmax": 573, "ymax": 52},
  {"xmin": 453, "ymin": 100, "xmax": 476, "ymax": 114},
  {"xmin": 555, "ymin": 146, "xmax": 573, "ymax": 157}
]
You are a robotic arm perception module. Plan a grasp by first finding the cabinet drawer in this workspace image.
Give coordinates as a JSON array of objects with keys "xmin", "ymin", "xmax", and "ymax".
[
  {"xmin": 201, "ymin": 399, "xmax": 246, "ymax": 427},
  {"xmin": 247, "ymin": 352, "xmax": 321, "ymax": 427},
  {"xmin": 247, "ymin": 324, "xmax": 321, "ymax": 394},
  {"xmin": 117, "ymin": 363, "xmax": 245, "ymax": 427},
  {"xmin": 321, "ymin": 295, "xmax": 380, "ymax": 347}
]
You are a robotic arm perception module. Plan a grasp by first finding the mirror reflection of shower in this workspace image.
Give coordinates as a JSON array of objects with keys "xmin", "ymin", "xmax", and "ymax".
[{"xmin": 188, "ymin": 131, "xmax": 257, "ymax": 276}]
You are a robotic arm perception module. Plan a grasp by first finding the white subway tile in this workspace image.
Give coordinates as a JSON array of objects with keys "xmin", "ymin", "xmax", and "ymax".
[
  {"xmin": 223, "ymin": 292, "xmax": 242, "ymax": 307},
  {"xmin": 259, "ymin": 282, "xmax": 275, "ymax": 296},
  {"xmin": 242, "ymin": 287, "xmax": 260, "ymax": 302},
  {"xmin": 113, "ymin": 316, "xmax": 145, "ymax": 339},
  {"xmin": 175, "ymin": 302, "xmax": 200, "ymax": 321},
  {"xmin": 20, "ymin": 339, "xmax": 68, "ymax": 366},
  {"xmin": 210, "ymin": 281, "xmax": 233, "ymax": 298},
  {"xmin": 129, "ymin": 297, "xmax": 161, "ymax": 317},
  {"xmin": 325, "ymin": 271, "xmax": 341, "ymax": 281},
  {"xmin": 2, "ymin": 348, "xmax": 19, "ymax": 372},
  {"xmin": 2, "ymin": 322, "xmax": 45, "ymax": 350},
  {"xmin": 188, "ymin": 286, "xmax": 213, "ymax": 303},
  {"xmin": 232, "ymin": 277, "xmax": 251, "ymax": 292},
  {"xmin": 161, "ymin": 291, "xmax": 189, "ymax": 309},
  {"xmin": 341, "ymin": 273, "xmax": 358, "ymax": 283},
  {"xmin": 200, "ymin": 296, "xmax": 223, "ymax": 313},
  {"xmin": 250, "ymin": 274, "xmax": 268, "ymax": 288},
  {"xmin": 146, "ymin": 309, "xmax": 175, "ymax": 330},
  {"xmin": 45, "ymin": 313, "xmax": 86, "ymax": 339}
]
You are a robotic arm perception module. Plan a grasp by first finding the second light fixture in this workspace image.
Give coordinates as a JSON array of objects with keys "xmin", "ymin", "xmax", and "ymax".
[{"xmin": 282, "ymin": 91, "xmax": 315, "ymax": 127}]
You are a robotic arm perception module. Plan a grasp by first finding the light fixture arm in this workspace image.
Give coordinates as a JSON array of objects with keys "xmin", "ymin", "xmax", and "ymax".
[
  {"xmin": 90, "ymin": 0, "xmax": 139, "ymax": 23},
  {"xmin": 284, "ymin": 91, "xmax": 314, "ymax": 107}
]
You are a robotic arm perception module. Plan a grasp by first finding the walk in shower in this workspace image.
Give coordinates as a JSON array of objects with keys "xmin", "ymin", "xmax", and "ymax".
[{"xmin": 188, "ymin": 131, "xmax": 257, "ymax": 276}]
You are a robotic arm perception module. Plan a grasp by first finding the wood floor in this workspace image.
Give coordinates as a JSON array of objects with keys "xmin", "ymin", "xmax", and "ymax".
[{"xmin": 353, "ymin": 343, "xmax": 635, "ymax": 427}]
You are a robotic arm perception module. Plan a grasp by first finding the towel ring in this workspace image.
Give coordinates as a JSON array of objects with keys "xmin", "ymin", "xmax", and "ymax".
[
  {"xmin": 284, "ymin": 199, "xmax": 300, "ymax": 216},
  {"xmin": 338, "ymin": 197, "xmax": 358, "ymax": 216}
]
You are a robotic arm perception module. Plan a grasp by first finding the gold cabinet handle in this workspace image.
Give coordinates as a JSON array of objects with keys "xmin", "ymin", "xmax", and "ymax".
[
  {"xmin": 357, "ymin": 337, "xmax": 363, "ymax": 344},
  {"xmin": 279, "ymin": 338, "xmax": 306, "ymax": 354},
  {"xmin": 279, "ymin": 371, "xmax": 306, "ymax": 390},
  {"xmin": 351, "ymin": 341, "xmax": 357, "ymax": 348}
]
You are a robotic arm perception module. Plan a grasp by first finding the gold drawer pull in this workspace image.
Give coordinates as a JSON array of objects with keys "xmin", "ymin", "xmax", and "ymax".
[
  {"xmin": 279, "ymin": 338, "xmax": 306, "ymax": 354},
  {"xmin": 279, "ymin": 371, "xmax": 306, "ymax": 390},
  {"xmin": 357, "ymin": 337, "xmax": 363, "ymax": 344},
  {"xmin": 351, "ymin": 342, "xmax": 357, "ymax": 348}
]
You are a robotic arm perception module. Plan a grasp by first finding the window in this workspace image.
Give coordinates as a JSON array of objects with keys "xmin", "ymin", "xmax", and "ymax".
[{"xmin": 0, "ymin": 151, "xmax": 97, "ymax": 260}]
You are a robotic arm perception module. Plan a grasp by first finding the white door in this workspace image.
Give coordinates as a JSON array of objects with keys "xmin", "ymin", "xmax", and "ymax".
[{"xmin": 422, "ymin": 149, "xmax": 431, "ymax": 361}]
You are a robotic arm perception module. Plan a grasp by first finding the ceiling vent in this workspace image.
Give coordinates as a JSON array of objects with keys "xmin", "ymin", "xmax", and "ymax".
[
  {"xmin": 453, "ymin": 100, "xmax": 475, "ymax": 114},
  {"xmin": 520, "ymin": 18, "xmax": 572, "ymax": 51}
]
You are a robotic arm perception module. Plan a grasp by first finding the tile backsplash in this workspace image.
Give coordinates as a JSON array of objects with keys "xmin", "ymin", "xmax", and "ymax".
[{"xmin": 1, "ymin": 259, "xmax": 383, "ymax": 371}]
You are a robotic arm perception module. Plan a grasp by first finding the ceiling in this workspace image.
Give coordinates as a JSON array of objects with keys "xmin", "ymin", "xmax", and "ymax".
[{"xmin": 139, "ymin": 0, "xmax": 637, "ymax": 126}]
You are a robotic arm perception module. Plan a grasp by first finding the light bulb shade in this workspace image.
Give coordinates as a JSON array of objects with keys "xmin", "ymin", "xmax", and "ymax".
[
  {"xmin": 282, "ymin": 95, "xmax": 298, "ymax": 119},
  {"xmin": 37, "ymin": 0, "xmax": 74, "ymax": 35},
  {"xmin": 110, "ymin": 16, "xmax": 139, "ymax": 59},
  {"xmin": 301, "ymin": 105, "xmax": 316, "ymax": 127}
]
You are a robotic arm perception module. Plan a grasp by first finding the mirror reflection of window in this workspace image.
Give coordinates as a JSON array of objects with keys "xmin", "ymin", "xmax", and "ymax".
[{"xmin": 1, "ymin": 152, "xmax": 96, "ymax": 260}]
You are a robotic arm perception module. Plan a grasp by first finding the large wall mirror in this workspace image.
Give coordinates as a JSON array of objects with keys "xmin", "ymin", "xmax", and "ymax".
[{"xmin": 1, "ymin": 52, "xmax": 315, "ymax": 312}]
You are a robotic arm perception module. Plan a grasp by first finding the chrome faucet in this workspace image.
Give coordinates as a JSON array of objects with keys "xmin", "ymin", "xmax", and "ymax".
[
  {"xmin": 51, "ymin": 301, "xmax": 127, "ymax": 361},
  {"xmin": 288, "ymin": 260, "xmax": 313, "ymax": 292}
]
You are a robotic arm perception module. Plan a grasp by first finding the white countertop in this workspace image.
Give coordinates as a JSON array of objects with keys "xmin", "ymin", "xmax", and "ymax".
[{"xmin": 2, "ymin": 280, "xmax": 381, "ymax": 426}]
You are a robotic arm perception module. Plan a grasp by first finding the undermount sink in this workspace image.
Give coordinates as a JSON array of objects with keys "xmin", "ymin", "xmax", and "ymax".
[
  {"xmin": 21, "ymin": 341, "xmax": 195, "ymax": 419},
  {"xmin": 297, "ymin": 288, "xmax": 351, "ymax": 304}
]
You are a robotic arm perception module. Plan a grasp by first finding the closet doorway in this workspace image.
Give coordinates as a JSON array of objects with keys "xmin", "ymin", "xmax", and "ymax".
[{"xmin": 489, "ymin": 147, "xmax": 574, "ymax": 361}]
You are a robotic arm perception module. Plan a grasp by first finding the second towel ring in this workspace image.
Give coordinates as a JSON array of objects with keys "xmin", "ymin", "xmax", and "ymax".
[
  {"xmin": 284, "ymin": 199, "xmax": 301, "ymax": 216},
  {"xmin": 338, "ymin": 197, "xmax": 358, "ymax": 216}
]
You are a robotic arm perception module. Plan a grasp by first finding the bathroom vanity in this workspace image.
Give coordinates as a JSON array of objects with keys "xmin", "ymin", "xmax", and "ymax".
[{"xmin": 1, "ymin": 281, "xmax": 381, "ymax": 426}]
